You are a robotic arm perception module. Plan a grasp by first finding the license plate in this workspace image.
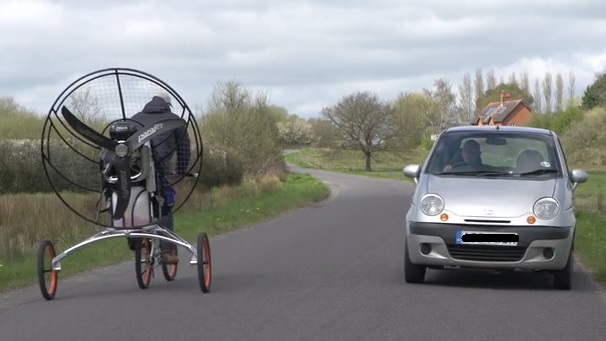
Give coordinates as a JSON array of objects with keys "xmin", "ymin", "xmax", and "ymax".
[{"xmin": 456, "ymin": 230, "xmax": 519, "ymax": 246}]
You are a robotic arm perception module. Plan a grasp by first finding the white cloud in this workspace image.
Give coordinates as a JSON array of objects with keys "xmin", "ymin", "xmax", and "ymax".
[{"xmin": 1, "ymin": 0, "xmax": 606, "ymax": 118}]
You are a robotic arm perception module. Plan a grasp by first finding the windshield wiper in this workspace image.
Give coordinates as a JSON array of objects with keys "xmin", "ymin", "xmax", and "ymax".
[
  {"xmin": 438, "ymin": 170, "xmax": 513, "ymax": 176},
  {"xmin": 519, "ymin": 169, "xmax": 559, "ymax": 177}
]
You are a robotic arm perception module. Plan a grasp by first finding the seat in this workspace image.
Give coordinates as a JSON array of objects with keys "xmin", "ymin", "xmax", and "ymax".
[
  {"xmin": 450, "ymin": 148, "xmax": 463, "ymax": 165},
  {"xmin": 515, "ymin": 149, "xmax": 544, "ymax": 173}
]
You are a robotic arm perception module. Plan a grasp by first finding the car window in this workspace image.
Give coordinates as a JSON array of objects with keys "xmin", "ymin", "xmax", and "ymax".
[{"xmin": 424, "ymin": 130, "xmax": 561, "ymax": 178}]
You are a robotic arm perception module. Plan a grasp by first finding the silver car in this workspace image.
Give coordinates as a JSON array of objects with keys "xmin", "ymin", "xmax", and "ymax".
[{"xmin": 402, "ymin": 125, "xmax": 588, "ymax": 290}]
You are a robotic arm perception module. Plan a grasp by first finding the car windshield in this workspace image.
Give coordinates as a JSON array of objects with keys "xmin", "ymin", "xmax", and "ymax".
[{"xmin": 424, "ymin": 129, "xmax": 562, "ymax": 178}]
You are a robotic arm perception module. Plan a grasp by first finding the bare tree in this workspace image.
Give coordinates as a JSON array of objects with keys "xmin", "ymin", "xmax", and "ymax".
[
  {"xmin": 473, "ymin": 68, "xmax": 484, "ymax": 114},
  {"xmin": 555, "ymin": 72, "xmax": 564, "ymax": 112},
  {"xmin": 534, "ymin": 78, "xmax": 542, "ymax": 113},
  {"xmin": 568, "ymin": 70, "xmax": 576, "ymax": 102},
  {"xmin": 321, "ymin": 91, "xmax": 394, "ymax": 171},
  {"xmin": 458, "ymin": 72, "xmax": 474, "ymax": 123},
  {"xmin": 486, "ymin": 69, "xmax": 497, "ymax": 90},
  {"xmin": 542, "ymin": 72, "xmax": 553, "ymax": 113},
  {"xmin": 519, "ymin": 71, "xmax": 530, "ymax": 95},
  {"xmin": 508, "ymin": 72, "xmax": 518, "ymax": 87},
  {"xmin": 201, "ymin": 80, "xmax": 283, "ymax": 175},
  {"xmin": 425, "ymin": 78, "xmax": 459, "ymax": 130},
  {"xmin": 207, "ymin": 79, "xmax": 251, "ymax": 113},
  {"xmin": 69, "ymin": 86, "xmax": 102, "ymax": 124}
]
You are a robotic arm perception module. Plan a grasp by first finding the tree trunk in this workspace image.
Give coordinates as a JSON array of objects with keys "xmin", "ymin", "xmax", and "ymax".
[{"xmin": 365, "ymin": 152, "xmax": 372, "ymax": 171}]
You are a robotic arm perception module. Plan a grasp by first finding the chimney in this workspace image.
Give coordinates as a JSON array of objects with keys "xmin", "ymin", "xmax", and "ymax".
[{"xmin": 500, "ymin": 92, "xmax": 511, "ymax": 104}]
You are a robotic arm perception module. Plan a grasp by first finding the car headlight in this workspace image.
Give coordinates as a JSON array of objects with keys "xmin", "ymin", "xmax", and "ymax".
[
  {"xmin": 533, "ymin": 197, "xmax": 560, "ymax": 220},
  {"xmin": 420, "ymin": 194, "xmax": 445, "ymax": 216}
]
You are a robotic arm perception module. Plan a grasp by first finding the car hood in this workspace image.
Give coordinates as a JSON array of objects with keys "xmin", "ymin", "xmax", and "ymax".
[{"xmin": 425, "ymin": 175, "xmax": 557, "ymax": 218}]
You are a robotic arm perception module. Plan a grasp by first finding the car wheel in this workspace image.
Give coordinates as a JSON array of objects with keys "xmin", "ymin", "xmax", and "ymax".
[
  {"xmin": 404, "ymin": 244, "xmax": 426, "ymax": 284},
  {"xmin": 553, "ymin": 244, "xmax": 574, "ymax": 290}
]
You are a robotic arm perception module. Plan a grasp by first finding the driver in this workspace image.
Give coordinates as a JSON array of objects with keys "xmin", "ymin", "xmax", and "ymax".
[
  {"xmin": 443, "ymin": 139, "xmax": 482, "ymax": 171},
  {"xmin": 127, "ymin": 93, "xmax": 191, "ymax": 265}
]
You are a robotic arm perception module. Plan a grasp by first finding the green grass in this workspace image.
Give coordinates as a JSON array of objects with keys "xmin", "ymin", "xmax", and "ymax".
[
  {"xmin": 0, "ymin": 173, "xmax": 330, "ymax": 293},
  {"xmin": 571, "ymin": 170, "xmax": 606, "ymax": 286},
  {"xmin": 285, "ymin": 147, "xmax": 428, "ymax": 181}
]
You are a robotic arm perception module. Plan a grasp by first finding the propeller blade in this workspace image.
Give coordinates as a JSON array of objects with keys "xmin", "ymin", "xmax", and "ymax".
[
  {"xmin": 126, "ymin": 118, "xmax": 186, "ymax": 151},
  {"xmin": 60, "ymin": 106, "xmax": 117, "ymax": 151},
  {"xmin": 111, "ymin": 156, "xmax": 132, "ymax": 220}
]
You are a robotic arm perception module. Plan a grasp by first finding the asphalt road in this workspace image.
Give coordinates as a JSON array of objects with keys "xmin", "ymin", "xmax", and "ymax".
[{"xmin": 2, "ymin": 165, "xmax": 606, "ymax": 341}]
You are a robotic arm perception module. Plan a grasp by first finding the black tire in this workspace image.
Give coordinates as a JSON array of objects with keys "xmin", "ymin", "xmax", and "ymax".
[
  {"xmin": 162, "ymin": 262, "xmax": 178, "ymax": 281},
  {"xmin": 553, "ymin": 244, "xmax": 574, "ymax": 290},
  {"xmin": 404, "ymin": 244, "xmax": 426, "ymax": 284},
  {"xmin": 37, "ymin": 240, "xmax": 58, "ymax": 300},
  {"xmin": 197, "ymin": 232, "xmax": 212, "ymax": 293},
  {"xmin": 135, "ymin": 238, "xmax": 153, "ymax": 289}
]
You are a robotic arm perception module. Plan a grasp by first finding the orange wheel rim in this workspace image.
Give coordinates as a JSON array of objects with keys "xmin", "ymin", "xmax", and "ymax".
[
  {"xmin": 46, "ymin": 244, "xmax": 58, "ymax": 294},
  {"xmin": 143, "ymin": 239, "xmax": 153, "ymax": 283},
  {"xmin": 203, "ymin": 238, "xmax": 211, "ymax": 288}
]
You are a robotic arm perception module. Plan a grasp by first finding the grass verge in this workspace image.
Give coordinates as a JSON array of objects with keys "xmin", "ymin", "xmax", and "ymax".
[
  {"xmin": 284, "ymin": 147, "xmax": 428, "ymax": 181},
  {"xmin": 571, "ymin": 170, "xmax": 606, "ymax": 287},
  {"xmin": 0, "ymin": 172, "xmax": 330, "ymax": 293}
]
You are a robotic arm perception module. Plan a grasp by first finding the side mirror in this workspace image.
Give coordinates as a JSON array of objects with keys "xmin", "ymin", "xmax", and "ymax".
[
  {"xmin": 570, "ymin": 169, "xmax": 588, "ymax": 189},
  {"xmin": 403, "ymin": 164, "xmax": 421, "ymax": 180}
]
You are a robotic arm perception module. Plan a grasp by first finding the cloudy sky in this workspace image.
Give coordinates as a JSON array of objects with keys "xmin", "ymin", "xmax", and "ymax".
[{"xmin": 2, "ymin": 0, "xmax": 606, "ymax": 118}]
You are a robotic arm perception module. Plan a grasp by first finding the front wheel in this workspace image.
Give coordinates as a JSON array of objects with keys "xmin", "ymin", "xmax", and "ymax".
[
  {"xmin": 197, "ymin": 232, "xmax": 212, "ymax": 293},
  {"xmin": 553, "ymin": 244, "xmax": 574, "ymax": 290},
  {"xmin": 37, "ymin": 240, "xmax": 58, "ymax": 300},
  {"xmin": 404, "ymin": 244, "xmax": 426, "ymax": 284},
  {"xmin": 135, "ymin": 238, "xmax": 154, "ymax": 289}
]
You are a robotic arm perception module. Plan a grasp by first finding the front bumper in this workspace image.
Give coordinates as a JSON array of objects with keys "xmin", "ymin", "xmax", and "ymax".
[{"xmin": 406, "ymin": 222, "xmax": 573, "ymax": 271}]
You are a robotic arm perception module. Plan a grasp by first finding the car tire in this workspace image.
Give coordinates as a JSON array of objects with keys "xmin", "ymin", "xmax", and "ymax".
[
  {"xmin": 404, "ymin": 244, "xmax": 426, "ymax": 284},
  {"xmin": 553, "ymin": 244, "xmax": 574, "ymax": 290}
]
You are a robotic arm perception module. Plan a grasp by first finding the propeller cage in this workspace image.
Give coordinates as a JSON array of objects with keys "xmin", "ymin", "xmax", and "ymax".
[{"xmin": 40, "ymin": 67, "xmax": 203, "ymax": 229}]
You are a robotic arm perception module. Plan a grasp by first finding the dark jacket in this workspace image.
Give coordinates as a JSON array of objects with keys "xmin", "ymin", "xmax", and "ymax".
[{"xmin": 131, "ymin": 97, "xmax": 191, "ymax": 187}]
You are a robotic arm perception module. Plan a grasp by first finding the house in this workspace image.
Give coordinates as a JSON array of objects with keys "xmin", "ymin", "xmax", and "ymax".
[{"xmin": 471, "ymin": 93, "xmax": 533, "ymax": 126}]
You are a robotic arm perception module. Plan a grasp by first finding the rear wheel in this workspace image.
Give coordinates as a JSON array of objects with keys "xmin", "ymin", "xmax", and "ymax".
[
  {"xmin": 404, "ymin": 244, "xmax": 426, "ymax": 284},
  {"xmin": 197, "ymin": 232, "xmax": 212, "ymax": 293},
  {"xmin": 162, "ymin": 262, "xmax": 178, "ymax": 281},
  {"xmin": 135, "ymin": 238, "xmax": 154, "ymax": 289},
  {"xmin": 37, "ymin": 240, "xmax": 58, "ymax": 300}
]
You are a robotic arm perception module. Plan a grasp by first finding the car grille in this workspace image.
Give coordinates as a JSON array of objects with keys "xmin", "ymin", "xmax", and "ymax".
[{"xmin": 447, "ymin": 245, "xmax": 527, "ymax": 262}]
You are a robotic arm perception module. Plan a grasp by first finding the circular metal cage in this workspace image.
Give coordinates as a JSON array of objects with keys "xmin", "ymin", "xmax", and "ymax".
[{"xmin": 41, "ymin": 67, "xmax": 204, "ymax": 228}]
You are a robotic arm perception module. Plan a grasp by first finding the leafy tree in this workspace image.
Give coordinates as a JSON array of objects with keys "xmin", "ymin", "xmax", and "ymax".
[
  {"xmin": 389, "ymin": 91, "xmax": 435, "ymax": 148},
  {"xmin": 475, "ymin": 82, "xmax": 534, "ymax": 115},
  {"xmin": 277, "ymin": 115, "xmax": 312, "ymax": 147},
  {"xmin": 581, "ymin": 70, "xmax": 606, "ymax": 110},
  {"xmin": 321, "ymin": 91, "xmax": 393, "ymax": 171},
  {"xmin": 308, "ymin": 118, "xmax": 338, "ymax": 148}
]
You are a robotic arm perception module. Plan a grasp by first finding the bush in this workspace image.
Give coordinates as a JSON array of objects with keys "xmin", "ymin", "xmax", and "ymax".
[
  {"xmin": 0, "ymin": 139, "xmax": 99, "ymax": 195},
  {"xmin": 0, "ymin": 140, "xmax": 245, "ymax": 194},
  {"xmin": 199, "ymin": 81, "xmax": 288, "ymax": 177},
  {"xmin": 560, "ymin": 106, "xmax": 606, "ymax": 165},
  {"xmin": 198, "ymin": 144, "xmax": 245, "ymax": 189},
  {"xmin": 527, "ymin": 105, "xmax": 584, "ymax": 135}
]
